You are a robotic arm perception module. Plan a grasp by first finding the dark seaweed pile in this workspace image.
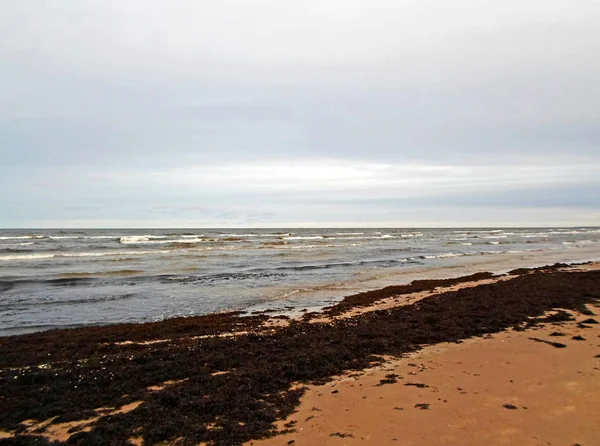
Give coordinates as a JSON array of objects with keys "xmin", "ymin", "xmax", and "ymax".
[
  {"xmin": 1, "ymin": 268, "xmax": 599, "ymax": 446},
  {"xmin": 321, "ymin": 271, "xmax": 496, "ymax": 317}
]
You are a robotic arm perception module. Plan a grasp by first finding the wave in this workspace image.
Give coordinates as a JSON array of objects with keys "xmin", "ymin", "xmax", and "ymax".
[
  {"xmin": 0, "ymin": 250, "xmax": 170, "ymax": 261},
  {"xmin": 0, "ymin": 253, "xmax": 57, "ymax": 261},
  {"xmin": 56, "ymin": 270, "xmax": 145, "ymax": 279},
  {"xmin": 266, "ymin": 243, "xmax": 344, "ymax": 250},
  {"xmin": 391, "ymin": 231, "xmax": 423, "ymax": 237},
  {"xmin": 218, "ymin": 233, "xmax": 256, "ymax": 237},
  {"xmin": 267, "ymin": 258, "xmax": 419, "ymax": 273},
  {"xmin": 120, "ymin": 236, "xmax": 214, "ymax": 245},
  {"xmin": 420, "ymin": 252, "xmax": 464, "ymax": 259},
  {"xmin": 119, "ymin": 235, "xmax": 169, "ymax": 244},
  {"xmin": 49, "ymin": 235, "xmax": 120, "ymax": 240},
  {"xmin": 282, "ymin": 236, "xmax": 324, "ymax": 240},
  {"xmin": 0, "ymin": 292, "xmax": 137, "ymax": 308},
  {"xmin": 158, "ymin": 271, "xmax": 286, "ymax": 284},
  {"xmin": 0, "ymin": 235, "xmax": 45, "ymax": 240}
]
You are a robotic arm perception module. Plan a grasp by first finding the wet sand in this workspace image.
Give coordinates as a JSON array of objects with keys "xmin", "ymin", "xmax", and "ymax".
[{"xmin": 0, "ymin": 262, "xmax": 599, "ymax": 445}]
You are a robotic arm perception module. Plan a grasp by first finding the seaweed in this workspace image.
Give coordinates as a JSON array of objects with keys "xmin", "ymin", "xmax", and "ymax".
[{"xmin": 0, "ymin": 269, "xmax": 598, "ymax": 445}]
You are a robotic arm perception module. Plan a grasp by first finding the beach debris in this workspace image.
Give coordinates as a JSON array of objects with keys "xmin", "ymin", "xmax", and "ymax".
[
  {"xmin": 576, "ymin": 305, "xmax": 595, "ymax": 315},
  {"xmin": 549, "ymin": 331, "xmax": 566, "ymax": 336},
  {"xmin": 331, "ymin": 389, "xmax": 339, "ymax": 394},
  {"xmin": 404, "ymin": 382, "xmax": 429, "ymax": 388},
  {"xmin": 323, "ymin": 271, "xmax": 496, "ymax": 316},
  {"xmin": 572, "ymin": 335, "xmax": 586, "ymax": 341},
  {"xmin": 376, "ymin": 373, "xmax": 401, "ymax": 386},
  {"xmin": 393, "ymin": 407, "xmax": 404, "ymax": 411},
  {"xmin": 287, "ymin": 440, "xmax": 295, "ymax": 445},
  {"xmin": 503, "ymin": 404, "xmax": 518, "ymax": 410},
  {"xmin": 305, "ymin": 415, "xmax": 315, "ymax": 422},
  {"xmin": 540, "ymin": 310, "xmax": 575, "ymax": 324},
  {"xmin": 528, "ymin": 337, "xmax": 567, "ymax": 348},
  {"xmin": 414, "ymin": 403, "xmax": 430, "ymax": 410},
  {"xmin": 330, "ymin": 432, "xmax": 354, "ymax": 438}
]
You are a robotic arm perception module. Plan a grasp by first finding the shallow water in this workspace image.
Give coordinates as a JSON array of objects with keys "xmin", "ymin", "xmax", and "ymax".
[{"xmin": 1, "ymin": 227, "xmax": 599, "ymax": 335}]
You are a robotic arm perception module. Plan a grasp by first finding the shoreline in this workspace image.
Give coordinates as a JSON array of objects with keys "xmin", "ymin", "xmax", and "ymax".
[
  {"xmin": 245, "ymin": 244, "xmax": 600, "ymax": 317},
  {"xmin": 2, "ymin": 228, "xmax": 599, "ymax": 337},
  {"xmin": 0, "ymin": 261, "xmax": 599, "ymax": 445}
]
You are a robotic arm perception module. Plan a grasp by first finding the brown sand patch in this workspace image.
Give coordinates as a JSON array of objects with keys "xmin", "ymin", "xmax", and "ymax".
[
  {"xmin": 253, "ymin": 316, "xmax": 600, "ymax": 446},
  {"xmin": 147, "ymin": 379, "xmax": 188, "ymax": 392}
]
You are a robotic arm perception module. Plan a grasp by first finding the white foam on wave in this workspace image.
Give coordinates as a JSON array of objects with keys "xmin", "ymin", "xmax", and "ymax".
[
  {"xmin": 423, "ymin": 252, "xmax": 463, "ymax": 259},
  {"xmin": 280, "ymin": 244, "xmax": 344, "ymax": 249},
  {"xmin": 49, "ymin": 235, "xmax": 119, "ymax": 240},
  {"xmin": 0, "ymin": 235, "xmax": 45, "ymax": 240},
  {"xmin": 0, "ymin": 253, "xmax": 56, "ymax": 261},
  {"xmin": 282, "ymin": 236, "xmax": 324, "ymax": 240},
  {"xmin": 86, "ymin": 235, "xmax": 121, "ymax": 239},
  {"xmin": 335, "ymin": 232, "xmax": 364, "ymax": 236},
  {"xmin": 0, "ymin": 250, "xmax": 170, "ymax": 261},
  {"xmin": 0, "ymin": 242, "xmax": 35, "ymax": 248},
  {"xmin": 168, "ymin": 238, "xmax": 208, "ymax": 244},
  {"xmin": 0, "ymin": 235, "xmax": 121, "ymax": 241},
  {"xmin": 219, "ymin": 233, "xmax": 257, "ymax": 237},
  {"xmin": 120, "ymin": 235, "xmax": 174, "ymax": 244}
]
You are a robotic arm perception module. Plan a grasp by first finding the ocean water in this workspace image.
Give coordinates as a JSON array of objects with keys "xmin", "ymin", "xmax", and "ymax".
[{"xmin": 1, "ymin": 227, "xmax": 599, "ymax": 336}]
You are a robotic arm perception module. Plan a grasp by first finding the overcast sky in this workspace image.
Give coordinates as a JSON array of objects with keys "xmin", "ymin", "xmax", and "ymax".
[{"xmin": 1, "ymin": 0, "xmax": 599, "ymax": 227}]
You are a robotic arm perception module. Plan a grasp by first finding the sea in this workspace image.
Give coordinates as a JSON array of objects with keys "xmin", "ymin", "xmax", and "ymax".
[{"xmin": 1, "ymin": 227, "xmax": 600, "ymax": 336}]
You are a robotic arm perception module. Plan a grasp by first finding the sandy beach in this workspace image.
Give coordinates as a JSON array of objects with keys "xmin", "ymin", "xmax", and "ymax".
[
  {"xmin": 1, "ymin": 262, "xmax": 599, "ymax": 445},
  {"xmin": 254, "ymin": 309, "xmax": 600, "ymax": 446}
]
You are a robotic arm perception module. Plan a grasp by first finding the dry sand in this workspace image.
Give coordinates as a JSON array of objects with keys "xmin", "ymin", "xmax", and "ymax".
[
  {"xmin": 252, "ymin": 263, "xmax": 600, "ymax": 446},
  {"xmin": 252, "ymin": 311, "xmax": 600, "ymax": 446}
]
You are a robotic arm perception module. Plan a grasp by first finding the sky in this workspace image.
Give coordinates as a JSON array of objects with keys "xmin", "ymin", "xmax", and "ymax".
[{"xmin": 1, "ymin": 0, "xmax": 599, "ymax": 228}]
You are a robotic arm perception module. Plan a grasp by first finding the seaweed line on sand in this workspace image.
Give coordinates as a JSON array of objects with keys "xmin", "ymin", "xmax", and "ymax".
[{"xmin": 0, "ymin": 265, "xmax": 599, "ymax": 445}]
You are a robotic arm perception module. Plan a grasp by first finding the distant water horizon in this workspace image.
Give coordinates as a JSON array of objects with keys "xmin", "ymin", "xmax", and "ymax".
[{"xmin": 1, "ymin": 227, "xmax": 599, "ymax": 336}]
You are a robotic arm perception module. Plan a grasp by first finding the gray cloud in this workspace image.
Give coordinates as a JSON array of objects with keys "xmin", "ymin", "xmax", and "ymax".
[{"xmin": 1, "ymin": 1, "xmax": 599, "ymax": 227}]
